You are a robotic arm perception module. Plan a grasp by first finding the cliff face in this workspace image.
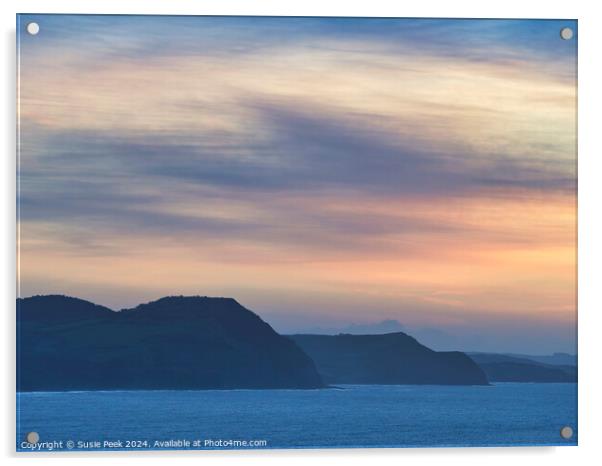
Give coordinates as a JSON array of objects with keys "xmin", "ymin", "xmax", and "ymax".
[
  {"xmin": 17, "ymin": 295, "xmax": 324, "ymax": 391},
  {"xmin": 289, "ymin": 333, "xmax": 489, "ymax": 386}
]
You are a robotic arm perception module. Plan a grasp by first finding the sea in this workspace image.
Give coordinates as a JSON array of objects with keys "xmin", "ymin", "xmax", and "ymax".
[{"xmin": 17, "ymin": 383, "xmax": 577, "ymax": 451}]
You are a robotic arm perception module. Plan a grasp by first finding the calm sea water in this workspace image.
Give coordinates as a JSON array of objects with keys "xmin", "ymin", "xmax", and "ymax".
[{"xmin": 17, "ymin": 383, "xmax": 577, "ymax": 451}]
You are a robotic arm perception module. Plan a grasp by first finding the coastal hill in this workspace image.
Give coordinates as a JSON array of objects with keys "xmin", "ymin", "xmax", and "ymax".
[
  {"xmin": 288, "ymin": 333, "xmax": 488, "ymax": 385},
  {"xmin": 17, "ymin": 295, "xmax": 324, "ymax": 391},
  {"xmin": 468, "ymin": 352, "xmax": 577, "ymax": 382},
  {"xmin": 26, "ymin": 294, "xmax": 580, "ymax": 389}
]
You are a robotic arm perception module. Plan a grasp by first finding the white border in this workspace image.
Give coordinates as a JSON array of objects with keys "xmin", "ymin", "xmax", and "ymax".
[{"xmin": 2, "ymin": 1, "xmax": 601, "ymax": 465}]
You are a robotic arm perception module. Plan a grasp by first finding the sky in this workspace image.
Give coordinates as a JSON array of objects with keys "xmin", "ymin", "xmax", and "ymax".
[{"xmin": 17, "ymin": 16, "xmax": 577, "ymax": 353}]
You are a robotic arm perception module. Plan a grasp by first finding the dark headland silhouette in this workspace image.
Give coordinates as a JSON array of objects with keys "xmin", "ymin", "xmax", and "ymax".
[
  {"xmin": 289, "ymin": 333, "xmax": 488, "ymax": 385},
  {"xmin": 17, "ymin": 295, "xmax": 323, "ymax": 391},
  {"xmin": 17, "ymin": 294, "xmax": 575, "ymax": 391},
  {"xmin": 468, "ymin": 353, "xmax": 576, "ymax": 383}
]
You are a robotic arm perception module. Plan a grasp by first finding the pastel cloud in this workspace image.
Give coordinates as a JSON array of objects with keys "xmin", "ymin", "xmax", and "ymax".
[{"xmin": 17, "ymin": 16, "xmax": 577, "ymax": 353}]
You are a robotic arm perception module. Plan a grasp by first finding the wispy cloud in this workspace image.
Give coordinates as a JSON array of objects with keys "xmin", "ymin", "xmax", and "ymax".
[{"xmin": 17, "ymin": 16, "xmax": 577, "ymax": 352}]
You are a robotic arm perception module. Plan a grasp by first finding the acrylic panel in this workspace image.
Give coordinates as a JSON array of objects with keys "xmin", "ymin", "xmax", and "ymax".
[{"xmin": 16, "ymin": 15, "xmax": 578, "ymax": 451}]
